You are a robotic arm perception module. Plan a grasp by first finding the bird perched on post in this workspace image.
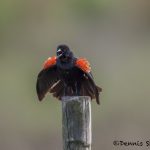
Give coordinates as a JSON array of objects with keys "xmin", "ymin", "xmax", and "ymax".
[{"xmin": 36, "ymin": 45, "xmax": 102, "ymax": 104}]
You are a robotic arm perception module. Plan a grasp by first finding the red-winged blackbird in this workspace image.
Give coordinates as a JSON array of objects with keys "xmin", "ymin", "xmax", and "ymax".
[{"xmin": 36, "ymin": 45, "xmax": 102, "ymax": 104}]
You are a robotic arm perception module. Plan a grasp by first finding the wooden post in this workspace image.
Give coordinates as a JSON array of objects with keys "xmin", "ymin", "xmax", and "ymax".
[{"xmin": 62, "ymin": 96, "xmax": 92, "ymax": 150}]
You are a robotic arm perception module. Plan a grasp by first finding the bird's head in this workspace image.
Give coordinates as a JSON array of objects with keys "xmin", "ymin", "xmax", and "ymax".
[{"xmin": 56, "ymin": 44, "xmax": 73, "ymax": 63}]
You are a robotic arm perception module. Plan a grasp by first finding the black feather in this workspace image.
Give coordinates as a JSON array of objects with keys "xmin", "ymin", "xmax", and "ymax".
[{"xmin": 36, "ymin": 65, "xmax": 59, "ymax": 101}]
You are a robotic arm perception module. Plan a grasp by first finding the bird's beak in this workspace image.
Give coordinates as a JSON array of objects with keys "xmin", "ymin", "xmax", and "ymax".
[
  {"xmin": 57, "ymin": 49, "xmax": 63, "ymax": 58},
  {"xmin": 57, "ymin": 53, "xmax": 63, "ymax": 58}
]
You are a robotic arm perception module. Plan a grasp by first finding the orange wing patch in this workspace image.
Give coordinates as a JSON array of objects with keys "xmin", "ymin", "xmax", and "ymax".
[
  {"xmin": 75, "ymin": 58, "xmax": 91, "ymax": 73},
  {"xmin": 43, "ymin": 56, "xmax": 56, "ymax": 69}
]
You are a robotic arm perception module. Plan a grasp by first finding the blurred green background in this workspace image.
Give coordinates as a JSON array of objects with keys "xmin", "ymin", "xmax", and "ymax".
[{"xmin": 0, "ymin": 0, "xmax": 150, "ymax": 150}]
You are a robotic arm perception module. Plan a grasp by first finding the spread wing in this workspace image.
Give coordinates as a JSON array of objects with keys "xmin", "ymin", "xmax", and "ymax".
[
  {"xmin": 75, "ymin": 58, "xmax": 102, "ymax": 104},
  {"xmin": 36, "ymin": 57, "xmax": 59, "ymax": 101}
]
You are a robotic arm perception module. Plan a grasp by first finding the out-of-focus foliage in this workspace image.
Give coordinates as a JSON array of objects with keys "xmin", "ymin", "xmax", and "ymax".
[
  {"xmin": 0, "ymin": 0, "xmax": 150, "ymax": 150},
  {"xmin": 67, "ymin": 0, "xmax": 108, "ymax": 19}
]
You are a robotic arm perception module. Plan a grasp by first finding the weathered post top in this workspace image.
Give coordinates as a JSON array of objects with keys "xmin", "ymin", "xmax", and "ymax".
[{"xmin": 62, "ymin": 96, "xmax": 92, "ymax": 150}]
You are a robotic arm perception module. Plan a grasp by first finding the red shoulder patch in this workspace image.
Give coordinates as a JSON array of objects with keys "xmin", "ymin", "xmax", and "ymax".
[
  {"xmin": 75, "ymin": 58, "xmax": 91, "ymax": 73},
  {"xmin": 43, "ymin": 56, "xmax": 56, "ymax": 69}
]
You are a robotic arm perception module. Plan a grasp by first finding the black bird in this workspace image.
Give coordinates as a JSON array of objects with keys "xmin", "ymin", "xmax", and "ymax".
[{"xmin": 36, "ymin": 45, "xmax": 102, "ymax": 104}]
